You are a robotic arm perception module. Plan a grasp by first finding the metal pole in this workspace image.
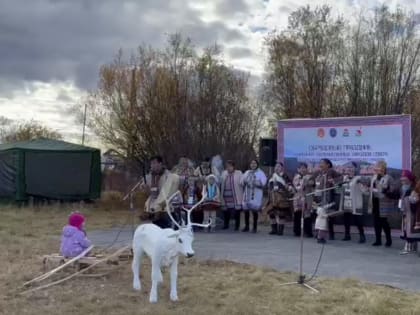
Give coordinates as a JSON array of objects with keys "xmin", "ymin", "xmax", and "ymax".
[{"xmin": 82, "ymin": 104, "xmax": 87, "ymax": 145}]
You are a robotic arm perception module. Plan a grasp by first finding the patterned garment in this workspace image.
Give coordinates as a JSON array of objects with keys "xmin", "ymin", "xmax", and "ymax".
[
  {"xmin": 343, "ymin": 183, "xmax": 353, "ymax": 212},
  {"xmin": 223, "ymin": 174, "xmax": 235, "ymax": 209}
]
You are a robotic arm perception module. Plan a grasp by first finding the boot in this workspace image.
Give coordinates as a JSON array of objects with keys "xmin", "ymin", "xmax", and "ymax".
[
  {"xmin": 372, "ymin": 217, "xmax": 382, "ymax": 246},
  {"xmin": 400, "ymin": 242, "xmax": 409, "ymax": 255},
  {"xmin": 242, "ymin": 211, "xmax": 250, "ymax": 232},
  {"xmin": 383, "ymin": 219, "xmax": 392, "ymax": 247},
  {"xmin": 269, "ymin": 224, "xmax": 278, "ymax": 235},
  {"xmin": 342, "ymin": 213, "xmax": 351, "ymax": 241},
  {"xmin": 252, "ymin": 212, "xmax": 258, "ymax": 233},
  {"xmin": 278, "ymin": 224, "xmax": 285, "ymax": 236},
  {"xmin": 223, "ymin": 211, "xmax": 231, "ymax": 230},
  {"xmin": 357, "ymin": 224, "xmax": 365, "ymax": 244},
  {"xmin": 304, "ymin": 217, "xmax": 313, "ymax": 238},
  {"xmin": 234, "ymin": 211, "xmax": 241, "ymax": 231},
  {"xmin": 342, "ymin": 234, "xmax": 351, "ymax": 241},
  {"xmin": 329, "ymin": 228, "xmax": 335, "ymax": 241},
  {"xmin": 328, "ymin": 219, "xmax": 335, "ymax": 240}
]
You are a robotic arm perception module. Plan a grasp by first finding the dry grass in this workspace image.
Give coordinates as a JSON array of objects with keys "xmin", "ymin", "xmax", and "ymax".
[{"xmin": 1, "ymin": 205, "xmax": 420, "ymax": 315}]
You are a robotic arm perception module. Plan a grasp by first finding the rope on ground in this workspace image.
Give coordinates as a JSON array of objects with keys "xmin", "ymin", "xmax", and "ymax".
[
  {"xmin": 97, "ymin": 211, "xmax": 134, "ymax": 254},
  {"xmin": 20, "ymin": 245, "xmax": 130, "ymax": 296}
]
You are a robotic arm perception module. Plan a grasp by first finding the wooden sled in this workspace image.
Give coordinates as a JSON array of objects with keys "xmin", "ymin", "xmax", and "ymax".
[{"xmin": 42, "ymin": 248, "xmax": 133, "ymax": 272}]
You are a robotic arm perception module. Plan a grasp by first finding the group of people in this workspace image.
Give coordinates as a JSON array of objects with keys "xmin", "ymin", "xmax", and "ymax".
[
  {"xmin": 140, "ymin": 154, "xmax": 420, "ymax": 255},
  {"xmin": 58, "ymin": 154, "xmax": 420, "ymax": 259}
]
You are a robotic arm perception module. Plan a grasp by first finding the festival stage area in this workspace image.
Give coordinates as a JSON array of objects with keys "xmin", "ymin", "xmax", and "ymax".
[{"xmin": 89, "ymin": 225, "xmax": 420, "ymax": 292}]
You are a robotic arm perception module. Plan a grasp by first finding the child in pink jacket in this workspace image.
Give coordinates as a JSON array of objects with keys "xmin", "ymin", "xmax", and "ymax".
[{"xmin": 60, "ymin": 212, "xmax": 92, "ymax": 257}]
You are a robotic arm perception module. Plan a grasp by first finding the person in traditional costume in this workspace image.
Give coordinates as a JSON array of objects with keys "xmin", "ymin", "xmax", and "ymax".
[
  {"xmin": 265, "ymin": 162, "xmax": 294, "ymax": 236},
  {"xmin": 194, "ymin": 157, "xmax": 212, "ymax": 180},
  {"xmin": 182, "ymin": 175, "xmax": 203, "ymax": 227},
  {"xmin": 292, "ymin": 163, "xmax": 315, "ymax": 237},
  {"xmin": 241, "ymin": 159, "xmax": 267, "ymax": 233},
  {"xmin": 172, "ymin": 157, "xmax": 195, "ymax": 187},
  {"xmin": 141, "ymin": 155, "xmax": 180, "ymax": 229},
  {"xmin": 315, "ymin": 205, "xmax": 329, "ymax": 244},
  {"xmin": 399, "ymin": 170, "xmax": 420, "ymax": 254},
  {"xmin": 201, "ymin": 174, "xmax": 221, "ymax": 232},
  {"xmin": 211, "ymin": 154, "xmax": 224, "ymax": 184},
  {"xmin": 312, "ymin": 159, "xmax": 343, "ymax": 241},
  {"xmin": 368, "ymin": 160, "xmax": 398, "ymax": 247},
  {"xmin": 220, "ymin": 160, "xmax": 243, "ymax": 230},
  {"xmin": 171, "ymin": 157, "xmax": 195, "ymax": 225},
  {"xmin": 341, "ymin": 162, "xmax": 366, "ymax": 243}
]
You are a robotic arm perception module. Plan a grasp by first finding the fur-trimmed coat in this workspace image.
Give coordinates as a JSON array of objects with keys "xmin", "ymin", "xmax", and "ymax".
[{"xmin": 368, "ymin": 174, "xmax": 398, "ymax": 217}]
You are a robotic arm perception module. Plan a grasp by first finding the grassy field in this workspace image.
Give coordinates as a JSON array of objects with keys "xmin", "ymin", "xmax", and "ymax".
[{"xmin": 2, "ymin": 203, "xmax": 420, "ymax": 315}]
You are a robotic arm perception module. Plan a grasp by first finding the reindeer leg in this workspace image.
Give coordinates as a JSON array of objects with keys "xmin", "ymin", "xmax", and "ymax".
[
  {"xmin": 170, "ymin": 256, "xmax": 179, "ymax": 302},
  {"xmin": 132, "ymin": 247, "xmax": 143, "ymax": 291},
  {"xmin": 149, "ymin": 260, "xmax": 161, "ymax": 303}
]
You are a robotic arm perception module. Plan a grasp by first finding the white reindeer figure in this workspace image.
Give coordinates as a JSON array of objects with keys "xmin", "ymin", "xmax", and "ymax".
[{"xmin": 132, "ymin": 191, "xmax": 210, "ymax": 303}]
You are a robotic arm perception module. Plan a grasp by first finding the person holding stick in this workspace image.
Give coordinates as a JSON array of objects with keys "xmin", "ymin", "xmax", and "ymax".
[{"xmin": 141, "ymin": 155, "xmax": 180, "ymax": 229}]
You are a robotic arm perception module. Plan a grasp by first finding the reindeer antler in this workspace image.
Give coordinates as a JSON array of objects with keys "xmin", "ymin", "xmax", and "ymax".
[
  {"xmin": 165, "ymin": 191, "xmax": 183, "ymax": 229},
  {"xmin": 183, "ymin": 192, "xmax": 212, "ymax": 228}
]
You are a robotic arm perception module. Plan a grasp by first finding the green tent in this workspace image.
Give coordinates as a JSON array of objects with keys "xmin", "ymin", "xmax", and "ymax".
[{"xmin": 0, "ymin": 138, "xmax": 101, "ymax": 201}]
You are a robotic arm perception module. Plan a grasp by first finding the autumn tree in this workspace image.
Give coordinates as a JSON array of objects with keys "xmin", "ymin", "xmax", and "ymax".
[
  {"xmin": 0, "ymin": 120, "xmax": 62, "ymax": 143},
  {"xmin": 265, "ymin": 5, "xmax": 345, "ymax": 120},
  {"xmin": 85, "ymin": 34, "xmax": 262, "ymax": 168},
  {"xmin": 266, "ymin": 5, "xmax": 420, "ymax": 170}
]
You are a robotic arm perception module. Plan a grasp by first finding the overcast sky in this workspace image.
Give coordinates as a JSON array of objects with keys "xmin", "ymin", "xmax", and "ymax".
[{"xmin": 0, "ymin": 0, "xmax": 419, "ymax": 146}]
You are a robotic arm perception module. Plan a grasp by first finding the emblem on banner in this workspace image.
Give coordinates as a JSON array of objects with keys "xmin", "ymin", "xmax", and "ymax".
[
  {"xmin": 317, "ymin": 128, "xmax": 325, "ymax": 138},
  {"xmin": 355, "ymin": 128, "xmax": 362, "ymax": 137},
  {"xmin": 343, "ymin": 128, "xmax": 349, "ymax": 137},
  {"xmin": 329, "ymin": 128, "xmax": 337, "ymax": 138}
]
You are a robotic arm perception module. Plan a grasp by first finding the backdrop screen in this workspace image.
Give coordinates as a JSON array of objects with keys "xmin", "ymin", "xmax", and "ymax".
[{"xmin": 277, "ymin": 115, "xmax": 411, "ymax": 176}]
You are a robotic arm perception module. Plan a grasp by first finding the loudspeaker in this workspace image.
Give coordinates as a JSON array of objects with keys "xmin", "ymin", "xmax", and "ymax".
[{"xmin": 259, "ymin": 138, "xmax": 277, "ymax": 167}]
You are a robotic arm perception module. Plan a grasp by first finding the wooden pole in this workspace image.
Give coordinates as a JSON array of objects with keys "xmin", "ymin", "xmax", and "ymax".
[
  {"xmin": 82, "ymin": 103, "xmax": 87, "ymax": 145},
  {"xmin": 20, "ymin": 245, "xmax": 130, "ymax": 295},
  {"xmin": 23, "ymin": 245, "xmax": 94, "ymax": 287}
]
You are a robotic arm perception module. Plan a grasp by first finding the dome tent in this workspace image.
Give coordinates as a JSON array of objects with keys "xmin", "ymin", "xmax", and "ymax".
[{"xmin": 0, "ymin": 138, "xmax": 101, "ymax": 201}]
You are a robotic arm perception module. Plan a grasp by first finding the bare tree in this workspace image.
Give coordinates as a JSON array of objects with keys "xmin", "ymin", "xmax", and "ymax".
[
  {"xmin": 1, "ymin": 120, "xmax": 62, "ymax": 143},
  {"xmin": 84, "ymin": 34, "xmax": 261, "ymax": 168},
  {"xmin": 266, "ymin": 5, "xmax": 345, "ymax": 120}
]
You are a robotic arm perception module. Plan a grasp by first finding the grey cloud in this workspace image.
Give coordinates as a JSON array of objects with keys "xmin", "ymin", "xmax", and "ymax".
[
  {"xmin": 0, "ymin": 0, "xmax": 247, "ymax": 91},
  {"xmin": 278, "ymin": 5, "xmax": 293, "ymax": 14},
  {"xmin": 214, "ymin": 0, "xmax": 250, "ymax": 18},
  {"xmin": 56, "ymin": 89, "xmax": 76, "ymax": 103},
  {"xmin": 229, "ymin": 46, "xmax": 254, "ymax": 59}
]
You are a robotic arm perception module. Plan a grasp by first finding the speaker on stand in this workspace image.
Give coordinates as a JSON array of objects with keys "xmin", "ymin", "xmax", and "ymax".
[{"xmin": 259, "ymin": 138, "xmax": 277, "ymax": 176}]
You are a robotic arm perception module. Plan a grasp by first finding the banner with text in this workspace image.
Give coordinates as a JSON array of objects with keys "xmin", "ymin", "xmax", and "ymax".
[{"xmin": 277, "ymin": 115, "xmax": 411, "ymax": 175}]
